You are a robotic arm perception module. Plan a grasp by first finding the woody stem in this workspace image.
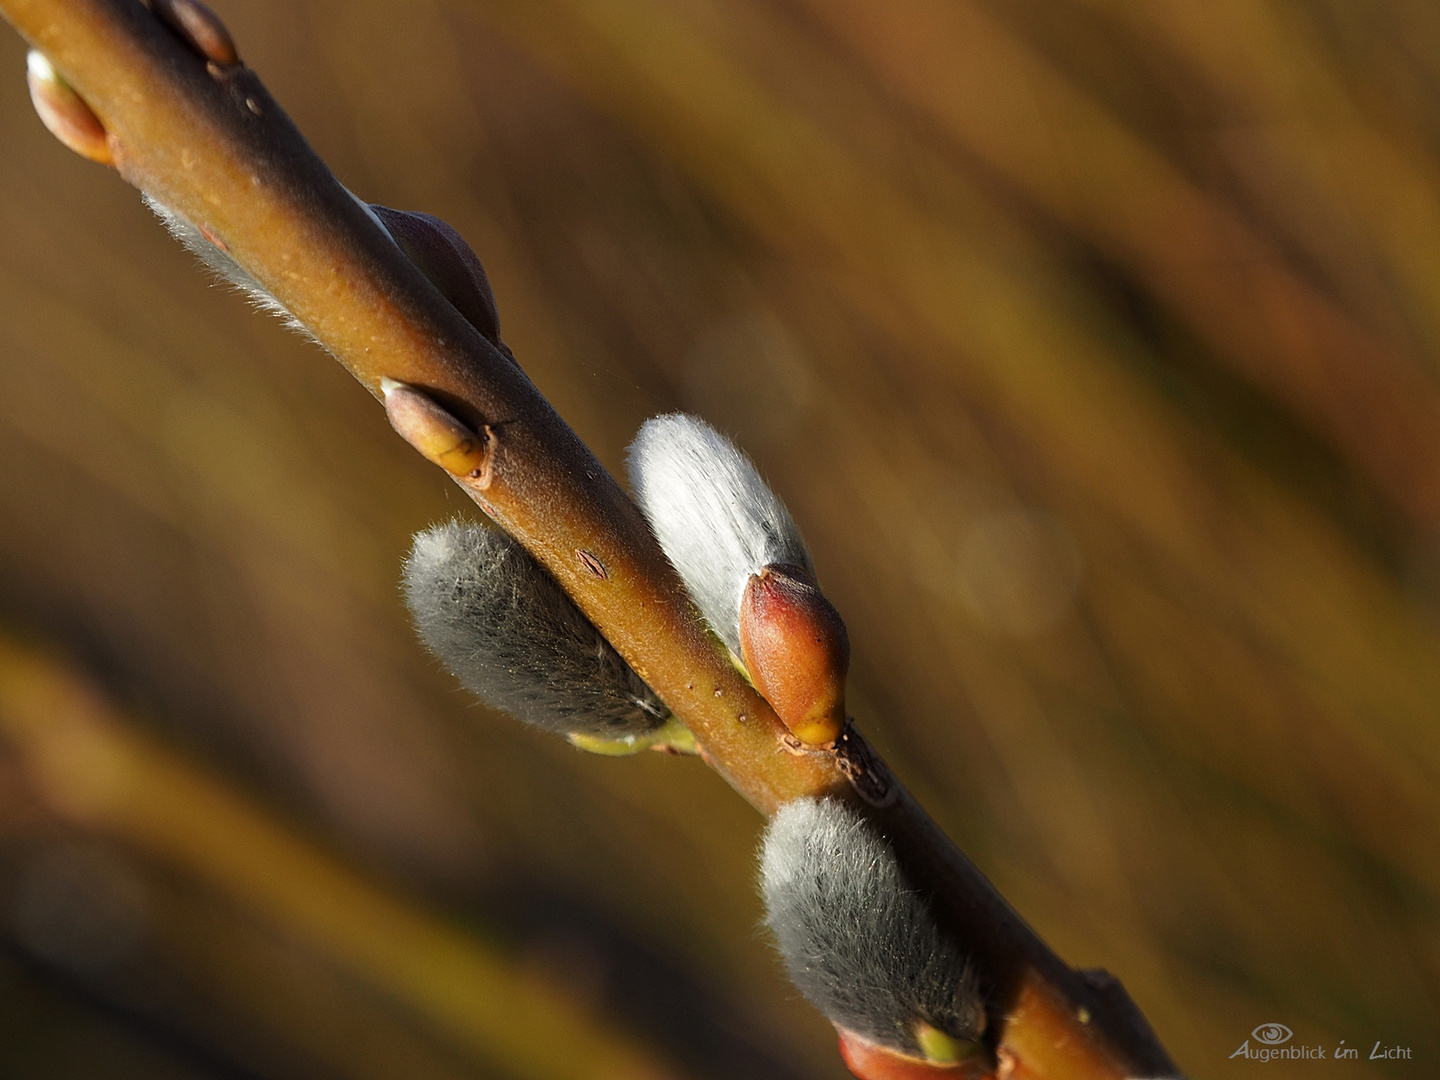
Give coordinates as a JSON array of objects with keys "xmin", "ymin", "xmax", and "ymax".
[{"xmin": 0, "ymin": 2, "xmax": 1178, "ymax": 1076}]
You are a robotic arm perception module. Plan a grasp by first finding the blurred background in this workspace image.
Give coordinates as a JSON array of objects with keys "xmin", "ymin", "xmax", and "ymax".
[{"xmin": 1, "ymin": 0, "xmax": 1437, "ymax": 1076}]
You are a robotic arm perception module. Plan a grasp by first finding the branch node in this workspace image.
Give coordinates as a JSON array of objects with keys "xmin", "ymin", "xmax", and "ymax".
[
  {"xmin": 835, "ymin": 723, "xmax": 897, "ymax": 807},
  {"xmin": 576, "ymin": 549, "xmax": 608, "ymax": 579}
]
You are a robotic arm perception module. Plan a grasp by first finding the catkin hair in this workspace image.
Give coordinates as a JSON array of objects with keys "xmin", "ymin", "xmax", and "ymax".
[
  {"xmin": 144, "ymin": 195, "xmax": 306, "ymax": 332},
  {"xmin": 403, "ymin": 520, "xmax": 668, "ymax": 738},
  {"xmin": 759, "ymin": 797, "xmax": 985, "ymax": 1055},
  {"xmin": 144, "ymin": 190, "xmax": 393, "ymax": 340},
  {"xmin": 627, "ymin": 414, "xmax": 811, "ymax": 655}
]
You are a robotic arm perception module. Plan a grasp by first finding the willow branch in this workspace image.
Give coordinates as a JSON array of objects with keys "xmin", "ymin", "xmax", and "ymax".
[{"xmin": 0, "ymin": 2, "xmax": 1178, "ymax": 1076}]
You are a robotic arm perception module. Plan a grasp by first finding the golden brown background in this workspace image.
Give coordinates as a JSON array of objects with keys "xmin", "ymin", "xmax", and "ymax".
[{"xmin": 1, "ymin": 1, "xmax": 1437, "ymax": 1077}]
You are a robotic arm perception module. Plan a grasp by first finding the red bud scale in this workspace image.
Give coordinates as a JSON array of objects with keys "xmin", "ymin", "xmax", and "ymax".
[{"xmin": 739, "ymin": 563, "xmax": 849, "ymax": 746}]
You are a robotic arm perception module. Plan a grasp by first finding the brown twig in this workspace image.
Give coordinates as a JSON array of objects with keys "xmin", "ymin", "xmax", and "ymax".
[{"xmin": 0, "ymin": 1, "xmax": 1179, "ymax": 1076}]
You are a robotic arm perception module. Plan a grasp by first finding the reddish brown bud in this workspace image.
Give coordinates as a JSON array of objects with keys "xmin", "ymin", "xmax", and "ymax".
[
  {"xmin": 151, "ymin": 0, "xmax": 240, "ymax": 67},
  {"xmin": 26, "ymin": 52, "xmax": 112, "ymax": 166},
  {"xmin": 368, "ymin": 206, "xmax": 503, "ymax": 349},
  {"xmin": 739, "ymin": 563, "xmax": 849, "ymax": 746},
  {"xmin": 837, "ymin": 1029, "xmax": 987, "ymax": 1079}
]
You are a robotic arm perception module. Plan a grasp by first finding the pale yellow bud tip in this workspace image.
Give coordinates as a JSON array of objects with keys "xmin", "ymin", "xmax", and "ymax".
[
  {"xmin": 381, "ymin": 379, "xmax": 491, "ymax": 482},
  {"xmin": 567, "ymin": 718, "xmax": 699, "ymax": 757},
  {"xmin": 836, "ymin": 1028, "xmax": 988, "ymax": 1078},
  {"xmin": 913, "ymin": 1022, "xmax": 982, "ymax": 1065}
]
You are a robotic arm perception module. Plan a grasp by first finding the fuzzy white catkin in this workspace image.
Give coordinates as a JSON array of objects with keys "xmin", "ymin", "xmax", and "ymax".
[
  {"xmin": 403, "ymin": 520, "xmax": 668, "ymax": 738},
  {"xmin": 627, "ymin": 414, "xmax": 812, "ymax": 655},
  {"xmin": 759, "ymin": 797, "xmax": 985, "ymax": 1056}
]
